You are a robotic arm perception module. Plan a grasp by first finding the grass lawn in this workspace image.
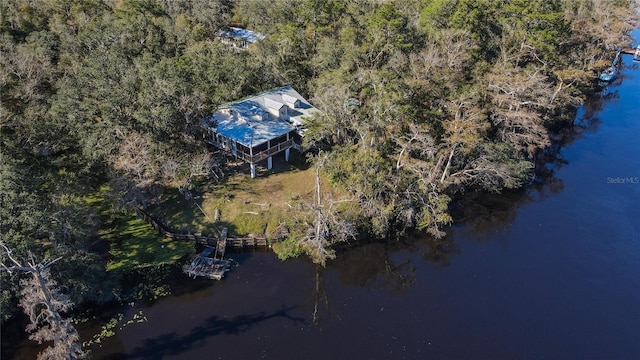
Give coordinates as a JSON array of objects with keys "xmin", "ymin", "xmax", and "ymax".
[
  {"xmin": 102, "ymin": 215, "xmax": 193, "ymax": 272},
  {"xmin": 86, "ymin": 186, "xmax": 193, "ymax": 273},
  {"xmin": 149, "ymin": 152, "xmax": 321, "ymax": 238}
]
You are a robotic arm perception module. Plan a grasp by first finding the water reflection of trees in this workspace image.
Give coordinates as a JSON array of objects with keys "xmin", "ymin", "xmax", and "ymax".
[
  {"xmin": 328, "ymin": 242, "xmax": 417, "ymax": 292},
  {"xmin": 310, "ymin": 268, "xmax": 330, "ymax": 328},
  {"xmin": 310, "ymin": 242, "xmax": 419, "ymax": 327},
  {"xmin": 420, "ymin": 234, "xmax": 460, "ymax": 267},
  {"xmin": 125, "ymin": 306, "xmax": 304, "ymax": 359}
]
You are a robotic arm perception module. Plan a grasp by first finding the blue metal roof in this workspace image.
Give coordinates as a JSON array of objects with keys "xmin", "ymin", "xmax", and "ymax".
[{"xmin": 212, "ymin": 115, "xmax": 294, "ymax": 148}]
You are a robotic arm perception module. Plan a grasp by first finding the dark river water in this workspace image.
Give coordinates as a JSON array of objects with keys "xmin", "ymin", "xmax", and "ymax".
[{"xmin": 9, "ymin": 32, "xmax": 640, "ymax": 360}]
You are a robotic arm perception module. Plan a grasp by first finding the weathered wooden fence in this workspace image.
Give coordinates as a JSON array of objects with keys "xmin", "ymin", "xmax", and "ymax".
[{"xmin": 135, "ymin": 208, "xmax": 275, "ymax": 251}]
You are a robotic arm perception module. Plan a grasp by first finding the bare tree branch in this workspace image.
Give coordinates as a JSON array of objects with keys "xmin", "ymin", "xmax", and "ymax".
[{"xmin": 1, "ymin": 242, "xmax": 86, "ymax": 360}]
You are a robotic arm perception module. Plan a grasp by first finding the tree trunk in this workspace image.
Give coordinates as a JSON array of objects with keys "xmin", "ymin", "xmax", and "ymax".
[{"xmin": 440, "ymin": 144, "xmax": 457, "ymax": 184}]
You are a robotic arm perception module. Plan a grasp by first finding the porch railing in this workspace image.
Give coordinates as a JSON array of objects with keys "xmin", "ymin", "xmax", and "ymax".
[{"xmin": 234, "ymin": 139, "xmax": 296, "ymax": 163}]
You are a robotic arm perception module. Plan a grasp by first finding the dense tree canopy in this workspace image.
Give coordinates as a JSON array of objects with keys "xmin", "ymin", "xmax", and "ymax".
[{"xmin": 1, "ymin": 0, "xmax": 638, "ymax": 333}]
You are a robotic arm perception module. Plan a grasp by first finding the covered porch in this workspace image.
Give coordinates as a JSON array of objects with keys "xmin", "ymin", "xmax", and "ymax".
[{"xmin": 204, "ymin": 129, "xmax": 302, "ymax": 178}]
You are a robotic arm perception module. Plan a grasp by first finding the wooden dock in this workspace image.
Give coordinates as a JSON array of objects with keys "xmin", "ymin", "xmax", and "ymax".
[
  {"xmin": 183, "ymin": 229, "xmax": 231, "ymax": 280},
  {"xmin": 135, "ymin": 208, "xmax": 290, "ymax": 280},
  {"xmin": 226, "ymin": 237, "xmax": 269, "ymax": 249},
  {"xmin": 183, "ymin": 246, "xmax": 231, "ymax": 280}
]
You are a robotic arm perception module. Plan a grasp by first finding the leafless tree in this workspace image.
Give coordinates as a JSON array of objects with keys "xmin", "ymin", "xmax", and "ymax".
[
  {"xmin": 296, "ymin": 154, "xmax": 357, "ymax": 266},
  {"xmin": 394, "ymin": 122, "xmax": 437, "ymax": 172},
  {"xmin": 449, "ymin": 148, "xmax": 534, "ymax": 191},
  {"xmin": 437, "ymin": 91, "xmax": 488, "ymax": 185},
  {"xmin": 564, "ymin": 0, "xmax": 638, "ymax": 51},
  {"xmin": 1, "ymin": 243, "xmax": 86, "ymax": 360},
  {"xmin": 111, "ymin": 129, "xmax": 159, "ymax": 189},
  {"xmin": 111, "ymin": 129, "xmax": 222, "ymax": 207},
  {"xmin": 408, "ymin": 29, "xmax": 476, "ymax": 86},
  {"xmin": 486, "ymin": 65, "xmax": 552, "ymax": 158}
]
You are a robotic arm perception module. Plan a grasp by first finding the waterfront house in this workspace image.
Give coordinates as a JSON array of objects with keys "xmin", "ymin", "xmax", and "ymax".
[{"xmin": 201, "ymin": 86, "xmax": 318, "ymax": 178}]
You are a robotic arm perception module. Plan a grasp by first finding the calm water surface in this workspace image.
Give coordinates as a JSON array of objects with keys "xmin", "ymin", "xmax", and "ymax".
[{"xmin": 13, "ymin": 34, "xmax": 640, "ymax": 360}]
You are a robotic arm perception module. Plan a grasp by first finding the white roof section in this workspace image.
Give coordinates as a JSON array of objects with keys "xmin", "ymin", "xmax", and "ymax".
[
  {"xmin": 258, "ymin": 86, "xmax": 318, "ymax": 128},
  {"xmin": 216, "ymin": 27, "xmax": 265, "ymax": 44},
  {"xmin": 203, "ymin": 86, "xmax": 319, "ymax": 147},
  {"xmin": 264, "ymin": 97, "xmax": 285, "ymax": 110},
  {"xmin": 282, "ymin": 94, "xmax": 299, "ymax": 105}
]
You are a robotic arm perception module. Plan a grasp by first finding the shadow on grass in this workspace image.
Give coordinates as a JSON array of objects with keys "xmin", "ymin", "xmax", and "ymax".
[
  {"xmin": 147, "ymin": 189, "xmax": 203, "ymax": 231},
  {"xmin": 224, "ymin": 149, "xmax": 311, "ymax": 179},
  {"xmin": 213, "ymin": 221, "xmax": 238, "ymax": 236},
  {"xmin": 147, "ymin": 189, "xmax": 225, "ymax": 239},
  {"xmin": 124, "ymin": 305, "xmax": 305, "ymax": 359},
  {"xmin": 102, "ymin": 212, "xmax": 193, "ymax": 272}
]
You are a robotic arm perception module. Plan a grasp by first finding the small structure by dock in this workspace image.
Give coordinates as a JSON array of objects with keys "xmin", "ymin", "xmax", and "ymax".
[
  {"xmin": 184, "ymin": 229, "xmax": 232, "ymax": 280},
  {"xmin": 620, "ymin": 47, "xmax": 639, "ymax": 56},
  {"xmin": 599, "ymin": 50, "xmax": 622, "ymax": 82},
  {"xmin": 618, "ymin": 46, "xmax": 640, "ymax": 62}
]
